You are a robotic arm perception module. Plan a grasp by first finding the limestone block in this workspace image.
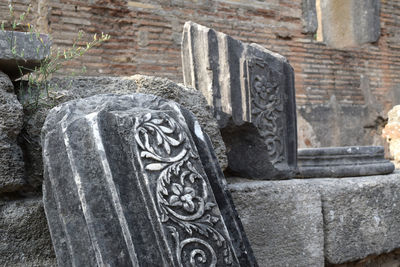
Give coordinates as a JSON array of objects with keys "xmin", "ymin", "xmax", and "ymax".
[
  {"xmin": 23, "ymin": 75, "xmax": 227, "ymax": 191},
  {"xmin": 0, "ymin": 71, "xmax": 25, "ymax": 192},
  {"xmin": 0, "ymin": 197, "xmax": 56, "ymax": 266},
  {"xmin": 229, "ymin": 179, "xmax": 324, "ymax": 267},
  {"xmin": 42, "ymin": 94, "xmax": 257, "ymax": 266},
  {"xmin": 301, "ymin": 0, "xmax": 318, "ymax": 34},
  {"xmin": 182, "ymin": 21, "xmax": 297, "ymax": 180},
  {"xmin": 316, "ymin": 173, "xmax": 400, "ymax": 264},
  {"xmin": 0, "ymin": 31, "xmax": 51, "ymax": 80},
  {"xmin": 228, "ymin": 172, "xmax": 400, "ymax": 265},
  {"xmin": 319, "ymin": 0, "xmax": 380, "ymax": 48}
]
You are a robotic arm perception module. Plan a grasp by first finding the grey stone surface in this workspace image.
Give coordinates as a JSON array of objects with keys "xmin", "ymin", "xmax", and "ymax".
[
  {"xmin": 0, "ymin": 31, "xmax": 51, "ymax": 80},
  {"xmin": 0, "ymin": 71, "xmax": 25, "ymax": 193},
  {"xmin": 0, "ymin": 197, "xmax": 56, "ymax": 267},
  {"xmin": 316, "ymin": 172, "xmax": 400, "ymax": 264},
  {"xmin": 182, "ymin": 21, "xmax": 297, "ymax": 180},
  {"xmin": 319, "ymin": 0, "xmax": 380, "ymax": 48},
  {"xmin": 42, "ymin": 93, "xmax": 257, "ymax": 266},
  {"xmin": 301, "ymin": 0, "xmax": 318, "ymax": 34},
  {"xmin": 228, "ymin": 172, "xmax": 400, "ymax": 265},
  {"xmin": 297, "ymin": 146, "xmax": 395, "ymax": 178},
  {"xmin": 22, "ymin": 75, "xmax": 227, "ymax": 191},
  {"xmin": 297, "ymin": 100, "xmax": 386, "ymax": 148},
  {"xmin": 228, "ymin": 178, "xmax": 324, "ymax": 267},
  {"xmin": 353, "ymin": 0, "xmax": 380, "ymax": 45}
]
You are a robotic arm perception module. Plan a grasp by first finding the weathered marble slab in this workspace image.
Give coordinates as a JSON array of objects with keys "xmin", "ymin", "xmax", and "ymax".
[
  {"xmin": 0, "ymin": 31, "xmax": 51, "ymax": 79},
  {"xmin": 182, "ymin": 21, "xmax": 297, "ymax": 180},
  {"xmin": 42, "ymin": 93, "xmax": 257, "ymax": 266},
  {"xmin": 297, "ymin": 146, "xmax": 394, "ymax": 178}
]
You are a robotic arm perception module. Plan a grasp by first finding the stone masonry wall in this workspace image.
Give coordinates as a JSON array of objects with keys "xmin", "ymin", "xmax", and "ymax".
[{"xmin": 3, "ymin": 0, "xmax": 400, "ymax": 148}]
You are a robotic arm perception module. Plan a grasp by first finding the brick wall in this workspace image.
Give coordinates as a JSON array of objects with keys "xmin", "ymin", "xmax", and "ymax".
[{"xmin": 5, "ymin": 0, "xmax": 400, "ymax": 146}]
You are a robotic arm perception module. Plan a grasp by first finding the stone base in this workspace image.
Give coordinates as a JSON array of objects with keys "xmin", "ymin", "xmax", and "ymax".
[
  {"xmin": 229, "ymin": 171, "xmax": 400, "ymax": 265},
  {"xmin": 297, "ymin": 146, "xmax": 394, "ymax": 178}
]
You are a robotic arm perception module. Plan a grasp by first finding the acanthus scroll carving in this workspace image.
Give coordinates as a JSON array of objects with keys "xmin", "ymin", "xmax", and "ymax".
[
  {"xmin": 134, "ymin": 112, "xmax": 234, "ymax": 266},
  {"xmin": 248, "ymin": 58, "xmax": 284, "ymax": 164}
]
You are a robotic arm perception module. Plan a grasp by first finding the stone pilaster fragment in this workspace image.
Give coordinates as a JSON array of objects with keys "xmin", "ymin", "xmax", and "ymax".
[
  {"xmin": 182, "ymin": 22, "xmax": 297, "ymax": 179},
  {"xmin": 42, "ymin": 94, "xmax": 257, "ymax": 266}
]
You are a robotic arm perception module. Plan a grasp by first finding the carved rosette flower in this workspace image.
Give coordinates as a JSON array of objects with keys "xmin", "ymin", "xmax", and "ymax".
[{"xmin": 169, "ymin": 183, "xmax": 196, "ymax": 212}]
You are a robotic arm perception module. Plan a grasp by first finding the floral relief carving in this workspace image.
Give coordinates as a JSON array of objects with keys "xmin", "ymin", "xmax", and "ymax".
[
  {"xmin": 134, "ymin": 112, "xmax": 234, "ymax": 266},
  {"xmin": 248, "ymin": 58, "xmax": 284, "ymax": 164}
]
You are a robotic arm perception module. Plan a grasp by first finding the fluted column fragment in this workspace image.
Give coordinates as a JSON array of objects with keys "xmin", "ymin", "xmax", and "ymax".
[{"xmin": 42, "ymin": 93, "xmax": 257, "ymax": 266}]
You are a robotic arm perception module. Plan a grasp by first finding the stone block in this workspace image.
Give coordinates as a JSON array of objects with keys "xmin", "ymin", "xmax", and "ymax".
[
  {"xmin": 228, "ymin": 178, "xmax": 324, "ymax": 267},
  {"xmin": 0, "ymin": 197, "xmax": 56, "ymax": 266},
  {"xmin": 0, "ymin": 71, "xmax": 25, "ymax": 193},
  {"xmin": 316, "ymin": 173, "xmax": 400, "ymax": 264},
  {"xmin": 319, "ymin": 0, "xmax": 380, "ymax": 48},
  {"xmin": 228, "ymin": 172, "xmax": 400, "ymax": 265},
  {"xmin": 0, "ymin": 31, "xmax": 51, "ymax": 80},
  {"xmin": 23, "ymin": 75, "xmax": 227, "ymax": 191},
  {"xmin": 301, "ymin": 0, "xmax": 318, "ymax": 34},
  {"xmin": 42, "ymin": 93, "xmax": 257, "ymax": 266},
  {"xmin": 182, "ymin": 21, "xmax": 297, "ymax": 180}
]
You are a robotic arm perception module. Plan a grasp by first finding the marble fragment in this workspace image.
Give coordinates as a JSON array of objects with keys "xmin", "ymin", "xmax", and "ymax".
[
  {"xmin": 181, "ymin": 21, "xmax": 297, "ymax": 180},
  {"xmin": 42, "ymin": 93, "xmax": 257, "ymax": 266}
]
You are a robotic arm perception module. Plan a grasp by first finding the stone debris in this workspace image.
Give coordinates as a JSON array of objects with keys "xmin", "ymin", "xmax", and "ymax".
[
  {"xmin": 182, "ymin": 21, "xmax": 297, "ymax": 180},
  {"xmin": 42, "ymin": 93, "xmax": 257, "ymax": 266}
]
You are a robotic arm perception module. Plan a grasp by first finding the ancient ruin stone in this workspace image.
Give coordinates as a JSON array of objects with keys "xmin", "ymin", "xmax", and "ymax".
[
  {"xmin": 0, "ymin": 197, "xmax": 56, "ymax": 266},
  {"xmin": 318, "ymin": 0, "xmax": 380, "ymax": 48},
  {"xmin": 297, "ymin": 146, "xmax": 394, "ymax": 178},
  {"xmin": 182, "ymin": 21, "xmax": 297, "ymax": 180},
  {"xmin": 0, "ymin": 71, "xmax": 25, "ymax": 192},
  {"xmin": 0, "ymin": 31, "xmax": 51, "ymax": 80},
  {"xmin": 42, "ymin": 94, "xmax": 257, "ymax": 266},
  {"xmin": 229, "ymin": 172, "xmax": 400, "ymax": 265},
  {"xmin": 229, "ymin": 178, "xmax": 324, "ymax": 267},
  {"xmin": 383, "ymin": 105, "xmax": 400, "ymax": 168},
  {"xmin": 23, "ymin": 75, "xmax": 227, "ymax": 191}
]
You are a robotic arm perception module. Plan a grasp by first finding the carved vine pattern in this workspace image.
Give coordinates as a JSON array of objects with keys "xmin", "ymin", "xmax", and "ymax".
[
  {"xmin": 248, "ymin": 58, "xmax": 284, "ymax": 164},
  {"xmin": 134, "ymin": 112, "xmax": 233, "ymax": 266}
]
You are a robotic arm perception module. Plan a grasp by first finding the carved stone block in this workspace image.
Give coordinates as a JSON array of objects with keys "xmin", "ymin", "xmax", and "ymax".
[
  {"xmin": 42, "ymin": 94, "xmax": 257, "ymax": 266},
  {"xmin": 182, "ymin": 22, "xmax": 297, "ymax": 180}
]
